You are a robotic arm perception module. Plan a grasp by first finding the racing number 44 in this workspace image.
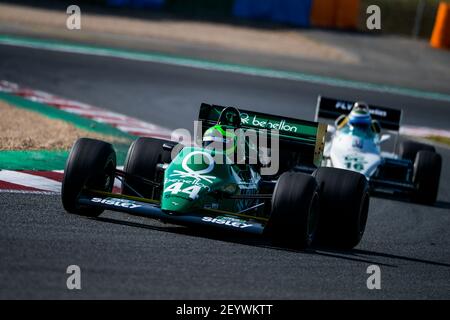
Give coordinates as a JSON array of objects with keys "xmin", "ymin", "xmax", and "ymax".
[{"xmin": 164, "ymin": 182, "xmax": 201, "ymax": 200}]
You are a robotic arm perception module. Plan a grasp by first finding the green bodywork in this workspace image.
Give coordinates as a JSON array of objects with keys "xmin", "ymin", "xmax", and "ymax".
[
  {"xmin": 161, "ymin": 146, "xmax": 260, "ymax": 214},
  {"xmin": 199, "ymin": 103, "xmax": 327, "ymax": 167},
  {"xmin": 160, "ymin": 104, "xmax": 327, "ymax": 215}
]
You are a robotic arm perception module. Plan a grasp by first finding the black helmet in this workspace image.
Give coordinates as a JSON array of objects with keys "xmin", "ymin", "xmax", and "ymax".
[{"xmin": 218, "ymin": 106, "xmax": 241, "ymax": 127}]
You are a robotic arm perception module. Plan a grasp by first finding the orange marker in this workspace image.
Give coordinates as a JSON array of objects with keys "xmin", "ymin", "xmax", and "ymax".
[{"xmin": 430, "ymin": 2, "xmax": 450, "ymax": 49}]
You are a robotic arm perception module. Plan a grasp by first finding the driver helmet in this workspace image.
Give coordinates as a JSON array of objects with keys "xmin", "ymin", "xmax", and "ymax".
[
  {"xmin": 203, "ymin": 125, "xmax": 237, "ymax": 157},
  {"xmin": 349, "ymin": 101, "xmax": 371, "ymax": 128},
  {"xmin": 217, "ymin": 106, "xmax": 241, "ymax": 127}
]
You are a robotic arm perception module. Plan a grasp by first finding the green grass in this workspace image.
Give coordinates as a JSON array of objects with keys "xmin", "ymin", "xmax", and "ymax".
[{"xmin": 0, "ymin": 92, "xmax": 133, "ymax": 170}]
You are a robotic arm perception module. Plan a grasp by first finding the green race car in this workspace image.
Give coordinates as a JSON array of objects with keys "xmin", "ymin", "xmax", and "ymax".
[{"xmin": 61, "ymin": 103, "xmax": 370, "ymax": 249}]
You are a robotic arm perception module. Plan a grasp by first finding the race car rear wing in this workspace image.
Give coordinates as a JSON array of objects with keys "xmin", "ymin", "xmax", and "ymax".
[
  {"xmin": 198, "ymin": 103, "xmax": 327, "ymax": 168},
  {"xmin": 314, "ymin": 96, "xmax": 402, "ymax": 131}
]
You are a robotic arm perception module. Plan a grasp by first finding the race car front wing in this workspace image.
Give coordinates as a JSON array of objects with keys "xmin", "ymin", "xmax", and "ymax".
[{"xmin": 77, "ymin": 191, "xmax": 266, "ymax": 235}]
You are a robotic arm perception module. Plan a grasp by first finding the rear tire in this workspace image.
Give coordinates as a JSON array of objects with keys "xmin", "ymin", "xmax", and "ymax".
[
  {"xmin": 399, "ymin": 140, "xmax": 435, "ymax": 162},
  {"xmin": 313, "ymin": 167, "xmax": 370, "ymax": 249},
  {"xmin": 61, "ymin": 138, "xmax": 116, "ymax": 217},
  {"xmin": 413, "ymin": 151, "xmax": 441, "ymax": 204},
  {"xmin": 122, "ymin": 137, "xmax": 174, "ymax": 199},
  {"xmin": 267, "ymin": 172, "xmax": 320, "ymax": 248}
]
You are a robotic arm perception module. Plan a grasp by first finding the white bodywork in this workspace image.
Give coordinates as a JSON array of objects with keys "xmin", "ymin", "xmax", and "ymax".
[{"xmin": 324, "ymin": 126, "xmax": 388, "ymax": 178}]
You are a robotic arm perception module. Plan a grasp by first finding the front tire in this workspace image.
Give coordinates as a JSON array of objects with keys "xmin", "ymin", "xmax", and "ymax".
[
  {"xmin": 61, "ymin": 138, "xmax": 116, "ymax": 217},
  {"xmin": 313, "ymin": 167, "xmax": 370, "ymax": 249},
  {"xmin": 267, "ymin": 172, "xmax": 320, "ymax": 248},
  {"xmin": 413, "ymin": 150, "xmax": 441, "ymax": 204},
  {"xmin": 122, "ymin": 137, "xmax": 174, "ymax": 199},
  {"xmin": 399, "ymin": 140, "xmax": 435, "ymax": 162}
]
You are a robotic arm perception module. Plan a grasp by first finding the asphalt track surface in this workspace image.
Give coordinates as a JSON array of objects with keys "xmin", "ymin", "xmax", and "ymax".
[{"xmin": 1, "ymin": 44, "xmax": 450, "ymax": 299}]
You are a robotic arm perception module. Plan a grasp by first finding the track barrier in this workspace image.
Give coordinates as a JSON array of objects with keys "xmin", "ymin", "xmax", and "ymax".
[
  {"xmin": 311, "ymin": 0, "xmax": 359, "ymax": 29},
  {"xmin": 233, "ymin": 0, "xmax": 313, "ymax": 27},
  {"xmin": 310, "ymin": 0, "xmax": 337, "ymax": 28},
  {"xmin": 336, "ymin": 0, "xmax": 360, "ymax": 29},
  {"xmin": 106, "ymin": 0, "xmax": 165, "ymax": 8}
]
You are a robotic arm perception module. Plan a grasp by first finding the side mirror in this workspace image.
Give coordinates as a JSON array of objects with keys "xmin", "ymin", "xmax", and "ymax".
[
  {"xmin": 334, "ymin": 115, "xmax": 348, "ymax": 129},
  {"xmin": 327, "ymin": 124, "xmax": 336, "ymax": 134},
  {"xmin": 380, "ymin": 134, "xmax": 391, "ymax": 143},
  {"xmin": 371, "ymin": 120, "xmax": 381, "ymax": 134}
]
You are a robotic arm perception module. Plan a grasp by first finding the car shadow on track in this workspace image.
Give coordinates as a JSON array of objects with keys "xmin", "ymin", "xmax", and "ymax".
[
  {"xmin": 434, "ymin": 201, "xmax": 450, "ymax": 210},
  {"xmin": 93, "ymin": 215, "xmax": 450, "ymax": 269},
  {"xmin": 373, "ymin": 193, "xmax": 450, "ymax": 210}
]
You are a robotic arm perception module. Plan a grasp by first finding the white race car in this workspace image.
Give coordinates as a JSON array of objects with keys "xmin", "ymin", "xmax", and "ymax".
[{"xmin": 315, "ymin": 96, "xmax": 442, "ymax": 204}]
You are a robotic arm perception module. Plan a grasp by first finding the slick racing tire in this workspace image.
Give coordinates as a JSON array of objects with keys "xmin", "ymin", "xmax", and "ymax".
[
  {"xmin": 313, "ymin": 167, "xmax": 370, "ymax": 249},
  {"xmin": 267, "ymin": 172, "xmax": 320, "ymax": 248},
  {"xmin": 413, "ymin": 150, "xmax": 442, "ymax": 204},
  {"xmin": 122, "ymin": 137, "xmax": 175, "ymax": 199},
  {"xmin": 62, "ymin": 138, "xmax": 116, "ymax": 217},
  {"xmin": 399, "ymin": 140, "xmax": 435, "ymax": 162}
]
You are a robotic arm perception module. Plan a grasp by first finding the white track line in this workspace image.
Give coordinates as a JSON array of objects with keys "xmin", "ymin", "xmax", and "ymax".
[
  {"xmin": 0, "ymin": 189, "xmax": 58, "ymax": 195},
  {"xmin": 0, "ymin": 170, "xmax": 61, "ymax": 192}
]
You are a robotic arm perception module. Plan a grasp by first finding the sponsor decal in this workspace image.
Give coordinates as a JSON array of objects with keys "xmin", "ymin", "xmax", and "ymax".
[
  {"xmin": 369, "ymin": 108, "xmax": 387, "ymax": 118},
  {"xmin": 335, "ymin": 101, "xmax": 354, "ymax": 111},
  {"xmin": 165, "ymin": 150, "xmax": 217, "ymax": 200},
  {"xmin": 240, "ymin": 113, "xmax": 297, "ymax": 133},
  {"xmin": 170, "ymin": 151, "xmax": 216, "ymax": 184},
  {"xmin": 335, "ymin": 101, "xmax": 387, "ymax": 117},
  {"xmin": 344, "ymin": 154, "xmax": 368, "ymax": 171},
  {"xmin": 165, "ymin": 177, "xmax": 210, "ymax": 190},
  {"xmin": 202, "ymin": 216, "xmax": 253, "ymax": 229},
  {"xmin": 352, "ymin": 137, "xmax": 364, "ymax": 149},
  {"xmin": 91, "ymin": 197, "xmax": 142, "ymax": 209}
]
